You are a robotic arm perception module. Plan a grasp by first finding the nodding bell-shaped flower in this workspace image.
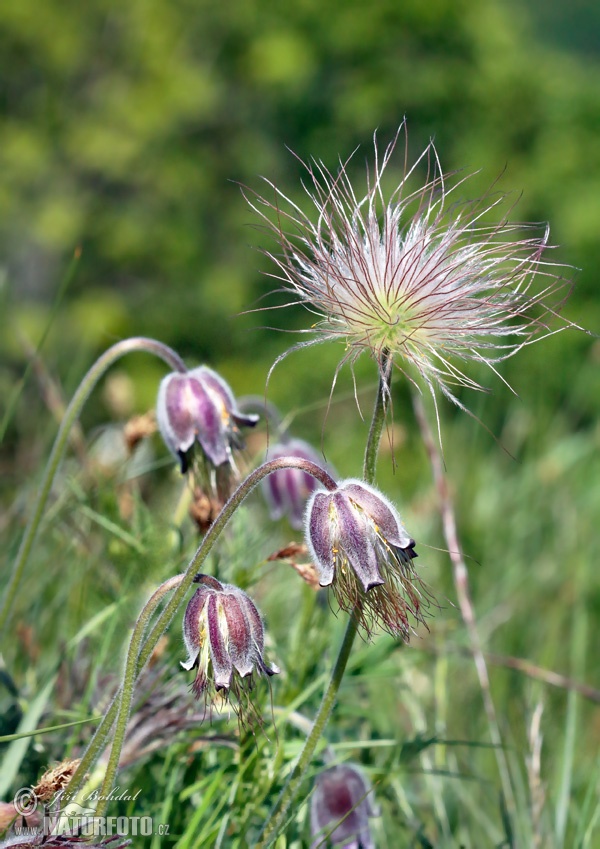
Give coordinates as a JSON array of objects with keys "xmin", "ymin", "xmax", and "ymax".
[
  {"xmin": 306, "ymin": 479, "xmax": 432, "ymax": 639},
  {"xmin": 156, "ymin": 366, "xmax": 258, "ymax": 474},
  {"xmin": 310, "ymin": 763, "xmax": 378, "ymax": 849},
  {"xmin": 181, "ymin": 575, "xmax": 279, "ymax": 713},
  {"xmin": 262, "ymin": 438, "xmax": 331, "ymax": 530}
]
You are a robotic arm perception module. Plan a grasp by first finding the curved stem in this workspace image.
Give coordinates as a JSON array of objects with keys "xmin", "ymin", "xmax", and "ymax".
[
  {"xmin": 66, "ymin": 456, "xmax": 336, "ymax": 802},
  {"xmin": 94, "ymin": 574, "xmax": 185, "ymax": 819},
  {"xmin": 1, "ymin": 338, "xmax": 187, "ymax": 638},
  {"xmin": 258, "ymin": 356, "xmax": 392, "ymax": 846},
  {"xmin": 137, "ymin": 458, "xmax": 336, "ymax": 673},
  {"xmin": 66, "ymin": 573, "xmax": 187, "ymax": 803}
]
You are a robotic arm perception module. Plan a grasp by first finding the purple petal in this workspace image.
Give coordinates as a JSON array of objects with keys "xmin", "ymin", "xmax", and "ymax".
[
  {"xmin": 207, "ymin": 594, "xmax": 233, "ymax": 690},
  {"xmin": 288, "ymin": 470, "xmax": 311, "ymax": 530},
  {"xmin": 181, "ymin": 586, "xmax": 211, "ymax": 669},
  {"xmin": 156, "ymin": 373, "xmax": 197, "ymax": 458},
  {"xmin": 193, "ymin": 366, "xmax": 258, "ymax": 429},
  {"xmin": 234, "ymin": 588, "xmax": 280, "ymax": 676},
  {"xmin": 157, "ymin": 371, "xmax": 232, "ymax": 467},
  {"xmin": 192, "ymin": 366, "xmax": 235, "ymax": 410},
  {"xmin": 186, "ymin": 378, "xmax": 230, "ymax": 467},
  {"xmin": 221, "ymin": 592, "xmax": 254, "ymax": 678},
  {"xmin": 307, "ymin": 491, "xmax": 336, "ymax": 586},
  {"xmin": 262, "ymin": 468, "xmax": 288, "ymax": 521},
  {"xmin": 334, "ymin": 492, "xmax": 383, "ymax": 591},
  {"xmin": 310, "ymin": 764, "xmax": 376, "ymax": 849},
  {"xmin": 341, "ymin": 480, "xmax": 412, "ymax": 548},
  {"xmin": 262, "ymin": 439, "xmax": 330, "ymax": 529}
]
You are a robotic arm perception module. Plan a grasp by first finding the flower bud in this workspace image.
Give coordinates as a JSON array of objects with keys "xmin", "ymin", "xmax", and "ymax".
[
  {"xmin": 262, "ymin": 438, "xmax": 330, "ymax": 530},
  {"xmin": 306, "ymin": 479, "xmax": 432, "ymax": 638},
  {"xmin": 181, "ymin": 576, "xmax": 279, "ymax": 713},
  {"xmin": 310, "ymin": 763, "xmax": 377, "ymax": 849},
  {"xmin": 156, "ymin": 366, "xmax": 258, "ymax": 474}
]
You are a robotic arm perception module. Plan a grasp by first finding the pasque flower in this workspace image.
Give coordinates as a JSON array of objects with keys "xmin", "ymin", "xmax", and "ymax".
[
  {"xmin": 181, "ymin": 575, "xmax": 279, "ymax": 712},
  {"xmin": 310, "ymin": 763, "xmax": 378, "ymax": 849},
  {"xmin": 262, "ymin": 437, "xmax": 331, "ymax": 530},
  {"xmin": 248, "ymin": 123, "xmax": 571, "ymax": 410},
  {"xmin": 157, "ymin": 366, "xmax": 258, "ymax": 474},
  {"xmin": 306, "ymin": 479, "xmax": 430, "ymax": 638}
]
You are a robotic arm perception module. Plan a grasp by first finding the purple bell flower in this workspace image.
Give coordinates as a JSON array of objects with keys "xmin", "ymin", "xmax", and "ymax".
[
  {"xmin": 262, "ymin": 438, "xmax": 329, "ymax": 530},
  {"xmin": 311, "ymin": 763, "xmax": 378, "ymax": 849},
  {"xmin": 181, "ymin": 576, "xmax": 279, "ymax": 711},
  {"xmin": 156, "ymin": 366, "xmax": 258, "ymax": 474},
  {"xmin": 306, "ymin": 479, "xmax": 432, "ymax": 638}
]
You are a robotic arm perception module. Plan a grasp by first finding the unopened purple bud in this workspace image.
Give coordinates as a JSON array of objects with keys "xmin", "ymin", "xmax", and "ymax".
[
  {"xmin": 311, "ymin": 763, "xmax": 377, "ymax": 849},
  {"xmin": 305, "ymin": 479, "xmax": 427, "ymax": 639},
  {"xmin": 157, "ymin": 366, "xmax": 258, "ymax": 473},
  {"xmin": 262, "ymin": 438, "xmax": 330, "ymax": 530},
  {"xmin": 181, "ymin": 576, "xmax": 279, "ymax": 708}
]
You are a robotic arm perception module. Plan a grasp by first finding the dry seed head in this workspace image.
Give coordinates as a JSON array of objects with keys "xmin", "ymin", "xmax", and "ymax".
[{"xmin": 247, "ymin": 122, "xmax": 574, "ymax": 416}]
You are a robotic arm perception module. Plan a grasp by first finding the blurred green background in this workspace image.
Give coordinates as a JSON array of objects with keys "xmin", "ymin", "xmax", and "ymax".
[
  {"xmin": 1, "ymin": 0, "xmax": 599, "ymax": 428},
  {"xmin": 1, "ymin": 0, "xmax": 599, "ymax": 844}
]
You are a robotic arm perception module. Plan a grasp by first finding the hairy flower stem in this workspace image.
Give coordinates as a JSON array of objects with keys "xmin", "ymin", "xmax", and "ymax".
[
  {"xmin": 66, "ymin": 697, "xmax": 119, "ymax": 804},
  {"xmin": 65, "ymin": 573, "xmax": 189, "ymax": 804},
  {"xmin": 258, "ymin": 355, "xmax": 392, "ymax": 846},
  {"xmin": 0, "ymin": 337, "xmax": 187, "ymax": 639},
  {"xmin": 363, "ymin": 350, "xmax": 392, "ymax": 483},
  {"xmin": 94, "ymin": 574, "xmax": 185, "ymax": 819},
  {"xmin": 66, "ymin": 457, "xmax": 337, "ymax": 805}
]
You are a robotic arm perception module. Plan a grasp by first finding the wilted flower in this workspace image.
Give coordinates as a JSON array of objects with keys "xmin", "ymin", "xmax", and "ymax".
[
  {"xmin": 156, "ymin": 366, "xmax": 258, "ymax": 474},
  {"xmin": 248, "ymin": 123, "xmax": 571, "ymax": 412},
  {"xmin": 311, "ymin": 763, "xmax": 378, "ymax": 849},
  {"xmin": 262, "ymin": 438, "xmax": 331, "ymax": 530},
  {"xmin": 181, "ymin": 575, "xmax": 279, "ymax": 715},
  {"xmin": 306, "ymin": 479, "xmax": 430, "ymax": 638}
]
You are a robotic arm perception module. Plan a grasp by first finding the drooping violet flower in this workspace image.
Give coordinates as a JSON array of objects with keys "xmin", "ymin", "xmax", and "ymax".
[
  {"xmin": 310, "ymin": 763, "xmax": 378, "ymax": 849},
  {"xmin": 262, "ymin": 438, "xmax": 332, "ymax": 530},
  {"xmin": 306, "ymin": 479, "xmax": 431, "ymax": 638},
  {"xmin": 156, "ymin": 365, "xmax": 258, "ymax": 474},
  {"xmin": 247, "ymin": 123, "xmax": 572, "ymax": 414},
  {"xmin": 181, "ymin": 575, "xmax": 279, "ymax": 717}
]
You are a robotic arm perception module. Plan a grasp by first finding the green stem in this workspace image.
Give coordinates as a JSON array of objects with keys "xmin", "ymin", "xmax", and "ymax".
[
  {"xmin": 66, "ymin": 457, "xmax": 336, "ymax": 803},
  {"xmin": 363, "ymin": 349, "xmax": 392, "ymax": 483},
  {"xmin": 258, "ymin": 354, "xmax": 392, "ymax": 846},
  {"xmin": 94, "ymin": 574, "xmax": 185, "ymax": 819},
  {"xmin": 66, "ymin": 697, "xmax": 119, "ymax": 804},
  {"xmin": 1, "ymin": 338, "xmax": 187, "ymax": 639}
]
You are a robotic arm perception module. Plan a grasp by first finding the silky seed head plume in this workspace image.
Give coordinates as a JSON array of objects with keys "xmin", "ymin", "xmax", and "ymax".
[{"xmin": 247, "ymin": 122, "xmax": 573, "ymax": 415}]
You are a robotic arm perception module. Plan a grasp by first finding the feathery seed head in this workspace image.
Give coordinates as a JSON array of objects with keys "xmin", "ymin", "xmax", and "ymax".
[{"xmin": 248, "ymin": 123, "xmax": 572, "ymax": 411}]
